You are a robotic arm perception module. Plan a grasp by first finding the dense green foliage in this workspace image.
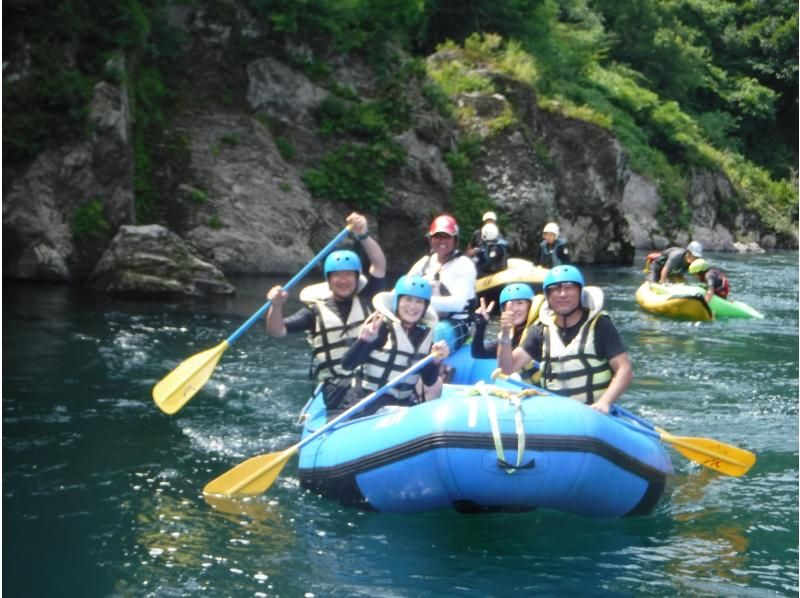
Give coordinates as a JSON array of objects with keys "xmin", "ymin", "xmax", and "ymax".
[
  {"xmin": 4, "ymin": 0, "xmax": 185, "ymax": 221},
  {"xmin": 72, "ymin": 199, "xmax": 110, "ymax": 239},
  {"xmin": 3, "ymin": 0, "xmax": 796, "ymax": 238}
]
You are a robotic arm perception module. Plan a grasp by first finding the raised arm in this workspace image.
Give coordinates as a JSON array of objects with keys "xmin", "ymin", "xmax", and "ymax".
[
  {"xmin": 347, "ymin": 212, "xmax": 386, "ymax": 278},
  {"xmin": 265, "ymin": 285, "xmax": 288, "ymax": 337},
  {"xmin": 496, "ymin": 302, "xmax": 535, "ymax": 373}
]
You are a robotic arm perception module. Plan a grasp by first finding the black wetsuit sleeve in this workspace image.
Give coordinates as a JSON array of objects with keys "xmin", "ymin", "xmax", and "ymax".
[
  {"xmin": 283, "ymin": 307, "xmax": 315, "ymax": 333},
  {"xmin": 470, "ymin": 318, "xmax": 498, "ymax": 359},
  {"xmin": 340, "ymin": 321, "xmax": 388, "ymax": 370},
  {"xmin": 420, "ymin": 361, "xmax": 440, "ymax": 385},
  {"xmin": 361, "ymin": 275, "xmax": 387, "ymax": 302}
]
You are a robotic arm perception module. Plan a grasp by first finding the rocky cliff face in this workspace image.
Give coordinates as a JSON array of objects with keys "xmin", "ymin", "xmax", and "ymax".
[
  {"xmin": 3, "ymin": 58, "xmax": 135, "ymax": 281},
  {"xmin": 2, "ymin": 4, "xmax": 784, "ymax": 291}
]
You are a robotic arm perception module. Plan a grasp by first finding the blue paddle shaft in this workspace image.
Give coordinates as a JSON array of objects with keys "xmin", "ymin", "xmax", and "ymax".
[
  {"xmin": 225, "ymin": 227, "xmax": 351, "ymax": 345},
  {"xmin": 297, "ymin": 353, "xmax": 438, "ymax": 452}
]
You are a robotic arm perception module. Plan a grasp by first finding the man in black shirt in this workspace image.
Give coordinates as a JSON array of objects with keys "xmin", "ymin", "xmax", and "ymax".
[{"xmin": 497, "ymin": 265, "xmax": 632, "ymax": 414}]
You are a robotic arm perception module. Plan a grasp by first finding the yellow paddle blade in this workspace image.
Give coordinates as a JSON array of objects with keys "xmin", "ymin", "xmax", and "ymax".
[
  {"xmin": 203, "ymin": 447, "xmax": 298, "ymax": 496},
  {"xmin": 152, "ymin": 341, "xmax": 229, "ymax": 415},
  {"xmin": 657, "ymin": 427, "xmax": 756, "ymax": 477}
]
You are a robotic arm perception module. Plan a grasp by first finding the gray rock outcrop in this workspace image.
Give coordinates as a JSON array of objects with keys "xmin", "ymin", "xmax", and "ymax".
[
  {"xmin": 3, "ymin": 56, "xmax": 134, "ymax": 281},
  {"xmin": 90, "ymin": 225, "xmax": 234, "ymax": 295},
  {"xmin": 3, "ymin": 5, "xmax": 793, "ymax": 290}
]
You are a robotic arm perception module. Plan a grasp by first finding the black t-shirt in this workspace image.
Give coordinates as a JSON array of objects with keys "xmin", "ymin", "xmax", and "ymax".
[
  {"xmin": 283, "ymin": 275, "xmax": 386, "ymax": 333},
  {"xmin": 520, "ymin": 310, "xmax": 626, "ymax": 363}
]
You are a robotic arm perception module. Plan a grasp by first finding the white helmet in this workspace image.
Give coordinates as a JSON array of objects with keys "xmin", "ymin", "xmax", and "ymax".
[
  {"xmin": 687, "ymin": 241, "xmax": 703, "ymax": 257},
  {"xmin": 481, "ymin": 222, "xmax": 499, "ymax": 242},
  {"xmin": 543, "ymin": 222, "xmax": 560, "ymax": 237},
  {"xmin": 482, "ymin": 211, "xmax": 497, "ymax": 223}
]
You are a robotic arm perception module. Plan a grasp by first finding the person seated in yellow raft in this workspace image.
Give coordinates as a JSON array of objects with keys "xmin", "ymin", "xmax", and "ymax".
[
  {"xmin": 688, "ymin": 258, "xmax": 731, "ymax": 304},
  {"xmin": 497, "ymin": 266, "xmax": 632, "ymax": 415},
  {"xmin": 337, "ymin": 275, "xmax": 450, "ymax": 417}
]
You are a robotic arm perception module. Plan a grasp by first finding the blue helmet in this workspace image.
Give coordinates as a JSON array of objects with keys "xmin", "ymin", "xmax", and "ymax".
[
  {"xmin": 393, "ymin": 275, "xmax": 432, "ymax": 312},
  {"xmin": 499, "ymin": 283, "xmax": 534, "ymax": 307},
  {"xmin": 323, "ymin": 250, "xmax": 362, "ymax": 277},
  {"xmin": 543, "ymin": 265, "xmax": 584, "ymax": 291}
]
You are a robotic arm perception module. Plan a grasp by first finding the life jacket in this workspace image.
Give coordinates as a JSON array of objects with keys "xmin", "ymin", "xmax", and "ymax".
[
  {"xmin": 417, "ymin": 253, "xmax": 476, "ymax": 320},
  {"xmin": 643, "ymin": 251, "xmax": 662, "ymax": 273},
  {"xmin": 538, "ymin": 238, "xmax": 568, "ymax": 268},
  {"xmin": 360, "ymin": 292, "xmax": 438, "ymax": 402},
  {"xmin": 475, "ymin": 239, "xmax": 509, "ymax": 274},
  {"xmin": 300, "ymin": 282, "xmax": 371, "ymax": 383},
  {"xmin": 536, "ymin": 286, "xmax": 613, "ymax": 404},
  {"xmin": 709, "ymin": 268, "xmax": 730, "ymax": 298},
  {"xmin": 517, "ymin": 294, "xmax": 545, "ymax": 384}
]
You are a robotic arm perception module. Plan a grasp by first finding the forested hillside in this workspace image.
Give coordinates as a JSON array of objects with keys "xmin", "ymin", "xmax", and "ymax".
[{"xmin": 4, "ymin": 0, "xmax": 797, "ymax": 244}]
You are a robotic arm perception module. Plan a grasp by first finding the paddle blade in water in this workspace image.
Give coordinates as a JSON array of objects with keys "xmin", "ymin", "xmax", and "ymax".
[
  {"xmin": 203, "ymin": 447, "xmax": 297, "ymax": 496},
  {"xmin": 152, "ymin": 341, "xmax": 229, "ymax": 415},
  {"xmin": 657, "ymin": 428, "xmax": 756, "ymax": 477}
]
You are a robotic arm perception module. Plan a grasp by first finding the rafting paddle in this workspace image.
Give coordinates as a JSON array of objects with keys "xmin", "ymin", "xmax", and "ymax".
[
  {"xmin": 203, "ymin": 353, "xmax": 440, "ymax": 496},
  {"xmin": 492, "ymin": 372, "xmax": 756, "ymax": 477},
  {"xmin": 609, "ymin": 404, "xmax": 756, "ymax": 477},
  {"xmin": 152, "ymin": 226, "xmax": 352, "ymax": 415}
]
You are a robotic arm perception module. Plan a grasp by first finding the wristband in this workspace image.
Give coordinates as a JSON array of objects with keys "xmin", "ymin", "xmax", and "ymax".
[
  {"xmin": 497, "ymin": 335, "xmax": 512, "ymax": 346},
  {"xmin": 350, "ymin": 230, "xmax": 370, "ymax": 242}
]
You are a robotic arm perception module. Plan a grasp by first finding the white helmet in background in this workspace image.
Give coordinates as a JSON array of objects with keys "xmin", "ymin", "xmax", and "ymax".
[
  {"xmin": 687, "ymin": 241, "xmax": 703, "ymax": 257},
  {"xmin": 482, "ymin": 211, "xmax": 497, "ymax": 223},
  {"xmin": 543, "ymin": 222, "xmax": 560, "ymax": 237},
  {"xmin": 481, "ymin": 222, "xmax": 499, "ymax": 242}
]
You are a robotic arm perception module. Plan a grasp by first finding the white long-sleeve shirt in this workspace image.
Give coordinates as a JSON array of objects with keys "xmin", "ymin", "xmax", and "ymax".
[{"xmin": 408, "ymin": 253, "xmax": 477, "ymax": 318}]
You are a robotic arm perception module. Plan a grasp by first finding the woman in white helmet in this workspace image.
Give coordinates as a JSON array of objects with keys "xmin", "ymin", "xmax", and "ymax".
[{"xmin": 536, "ymin": 222, "xmax": 570, "ymax": 268}]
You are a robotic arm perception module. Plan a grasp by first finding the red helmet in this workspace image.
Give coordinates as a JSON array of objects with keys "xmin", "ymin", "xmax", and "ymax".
[{"xmin": 428, "ymin": 214, "xmax": 459, "ymax": 238}]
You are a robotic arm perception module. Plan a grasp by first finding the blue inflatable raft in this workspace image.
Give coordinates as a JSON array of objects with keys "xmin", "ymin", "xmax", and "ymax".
[{"xmin": 297, "ymin": 378, "xmax": 673, "ymax": 518}]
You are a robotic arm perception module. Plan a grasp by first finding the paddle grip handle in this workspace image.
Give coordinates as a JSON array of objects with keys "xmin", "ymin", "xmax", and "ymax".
[{"xmin": 226, "ymin": 226, "xmax": 352, "ymax": 344}]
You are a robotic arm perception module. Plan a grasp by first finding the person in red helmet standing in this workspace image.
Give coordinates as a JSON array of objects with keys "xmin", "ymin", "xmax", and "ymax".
[{"xmin": 408, "ymin": 214, "xmax": 477, "ymax": 351}]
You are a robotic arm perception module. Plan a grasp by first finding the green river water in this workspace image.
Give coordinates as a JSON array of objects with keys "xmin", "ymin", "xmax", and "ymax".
[{"xmin": 3, "ymin": 251, "xmax": 798, "ymax": 597}]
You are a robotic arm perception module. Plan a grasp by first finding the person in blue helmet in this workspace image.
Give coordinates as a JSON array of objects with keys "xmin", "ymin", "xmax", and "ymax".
[
  {"xmin": 338, "ymin": 275, "xmax": 450, "ymax": 415},
  {"xmin": 471, "ymin": 283, "xmax": 541, "ymax": 360},
  {"xmin": 265, "ymin": 213, "xmax": 386, "ymax": 398},
  {"xmin": 497, "ymin": 265, "xmax": 632, "ymax": 414}
]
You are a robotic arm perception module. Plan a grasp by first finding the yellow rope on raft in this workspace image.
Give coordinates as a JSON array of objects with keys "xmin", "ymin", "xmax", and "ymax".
[{"xmin": 465, "ymin": 387, "xmax": 547, "ymax": 400}]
